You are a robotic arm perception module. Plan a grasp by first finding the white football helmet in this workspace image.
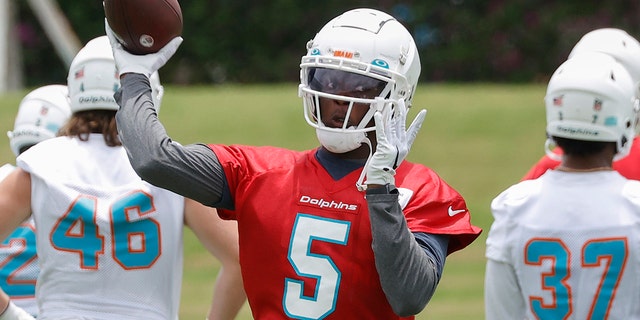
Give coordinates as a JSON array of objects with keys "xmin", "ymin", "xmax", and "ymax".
[
  {"xmin": 545, "ymin": 52, "xmax": 639, "ymax": 160},
  {"xmin": 7, "ymin": 84, "xmax": 72, "ymax": 156},
  {"xmin": 67, "ymin": 36, "xmax": 163, "ymax": 113},
  {"xmin": 299, "ymin": 8, "xmax": 421, "ymax": 153},
  {"xmin": 569, "ymin": 28, "xmax": 640, "ymax": 84},
  {"xmin": 67, "ymin": 36, "xmax": 120, "ymax": 113}
]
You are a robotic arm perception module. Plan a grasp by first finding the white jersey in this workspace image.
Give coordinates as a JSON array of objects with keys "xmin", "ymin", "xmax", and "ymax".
[
  {"xmin": 485, "ymin": 170, "xmax": 640, "ymax": 319},
  {"xmin": 0, "ymin": 164, "xmax": 39, "ymax": 316},
  {"xmin": 17, "ymin": 135, "xmax": 185, "ymax": 320}
]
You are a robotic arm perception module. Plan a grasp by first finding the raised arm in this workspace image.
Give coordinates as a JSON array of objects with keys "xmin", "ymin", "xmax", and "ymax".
[
  {"xmin": 361, "ymin": 101, "xmax": 444, "ymax": 316},
  {"xmin": 114, "ymin": 74, "xmax": 225, "ymax": 206},
  {"xmin": 107, "ymin": 21, "xmax": 226, "ymax": 206}
]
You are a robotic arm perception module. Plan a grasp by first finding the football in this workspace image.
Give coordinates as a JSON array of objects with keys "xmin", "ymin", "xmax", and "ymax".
[{"xmin": 104, "ymin": 0, "xmax": 183, "ymax": 55}]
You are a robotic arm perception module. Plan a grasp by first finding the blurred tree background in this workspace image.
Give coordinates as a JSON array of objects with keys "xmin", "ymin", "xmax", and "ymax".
[{"xmin": 13, "ymin": 0, "xmax": 640, "ymax": 87}]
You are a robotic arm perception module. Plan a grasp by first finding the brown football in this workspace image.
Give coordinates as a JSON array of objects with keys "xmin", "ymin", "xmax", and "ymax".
[{"xmin": 104, "ymin": 0, "xmax": 183, "ymax": 55}]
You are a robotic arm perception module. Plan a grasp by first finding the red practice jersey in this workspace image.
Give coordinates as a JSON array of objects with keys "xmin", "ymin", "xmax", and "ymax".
[
  {"xmin": 210, "ymin": 145, "xmax": 481, "ymax": 320},
  {"xmin": 522, "ymin": 136, "xmax": 640, "ymax": 180}
]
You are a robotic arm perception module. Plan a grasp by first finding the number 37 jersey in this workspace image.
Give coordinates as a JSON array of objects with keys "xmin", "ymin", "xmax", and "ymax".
[
  {"xmin": 17, "ymin": 135, "xmax": 185, "ymax": 320},
  {"xmin": 487, "ymin": 170, "xmax": 640, "ymax": 319}
]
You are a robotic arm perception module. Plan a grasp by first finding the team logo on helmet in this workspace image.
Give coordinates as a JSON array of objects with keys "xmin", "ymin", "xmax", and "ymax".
[{"xmin": 372, "ymin": 59, "xmax": 389, "ymax": 69}]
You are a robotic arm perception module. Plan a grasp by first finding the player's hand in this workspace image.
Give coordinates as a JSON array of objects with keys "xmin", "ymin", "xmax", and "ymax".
[
  {"xmin": 364, "ymin": 99, "xmax": 427, "ymax": 187},
  {"xmin": 0, "ymin": 302, "xmax": 35, "ymax": 320},
  {"xmin": 105, "ymin": 19, "xmax": 182, "ymax": 77}
]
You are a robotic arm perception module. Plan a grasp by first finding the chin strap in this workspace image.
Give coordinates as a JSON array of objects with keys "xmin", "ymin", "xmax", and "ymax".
[
  {"xmin": 355, "ymin": 138, "xmax": 374, "ymax": 191},
  {"xmin": 544, "ymin": 138, "xmax": 562, "ymax": 162}
]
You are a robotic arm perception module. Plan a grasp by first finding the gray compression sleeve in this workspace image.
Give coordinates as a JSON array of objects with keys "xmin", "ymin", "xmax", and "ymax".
[
  {"xmin": 114, "ymin": 73, "xmax": 226, "ymax": 206},
  {"xmin": 366, "ymin": 187, "xmax": 446, "ymax": 317}
]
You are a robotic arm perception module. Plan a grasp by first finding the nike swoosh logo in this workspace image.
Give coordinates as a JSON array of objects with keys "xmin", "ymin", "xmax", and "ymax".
[{"xmin": 448, "ymin": 206, "xmax": 466, "ymax": 217}]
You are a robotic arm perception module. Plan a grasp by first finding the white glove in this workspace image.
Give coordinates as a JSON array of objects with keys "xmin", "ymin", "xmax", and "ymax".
[
  {"xmin": 0, "ymin": 302, "xmax": 35, "ymax": 320},
  {"xmin": 104, "ymin": 19, "xmax": 183, "ymax": 77},
  {"xmin": 364, "ymin": 99, "xmax": 427, "ymax": 187}
]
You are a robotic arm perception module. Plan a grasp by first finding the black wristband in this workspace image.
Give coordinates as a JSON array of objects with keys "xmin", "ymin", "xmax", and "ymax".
[{"xmin": 365, "ymin": 184, "xmax": 398, "ymax": 195}]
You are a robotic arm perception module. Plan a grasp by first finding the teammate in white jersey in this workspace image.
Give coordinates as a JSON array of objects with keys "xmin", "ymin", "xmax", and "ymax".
[
  {"xmin": 485, "ymin": 52, "xmax": 640, "ymax": 319},
  {"xmin": 0, "ymin": 36, "xmax": 245, "ymax": 320},
  {"xmin": 0, "ymin": 85, "xmax": 71, "ymax": 319}
]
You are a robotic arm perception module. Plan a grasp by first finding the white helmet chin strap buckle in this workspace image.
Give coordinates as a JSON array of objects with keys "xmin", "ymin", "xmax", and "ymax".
[{"xmin": 544, "ymin": 138, "xmax": 562, "ymax": 162}]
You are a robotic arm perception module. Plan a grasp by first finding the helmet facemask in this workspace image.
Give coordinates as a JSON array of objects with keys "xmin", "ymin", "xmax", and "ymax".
[{"xmin": 300, "ymin": 66, "xmax": 395, "ymax": 153}]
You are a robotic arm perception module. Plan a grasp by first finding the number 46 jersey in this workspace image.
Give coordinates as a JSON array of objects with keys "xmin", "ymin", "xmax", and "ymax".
[
  {"xmin": 486, "ymin": 170, "xmax": 640, "ymax": 319},
  {"xmin": 17, "ymin": 135, "xmax": 185, "ymax": 320}
]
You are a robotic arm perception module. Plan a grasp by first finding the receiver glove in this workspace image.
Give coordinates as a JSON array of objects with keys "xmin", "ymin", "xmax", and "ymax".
[{"xmin": 364, "ymin": 99, "xmax": 427, "ymax": 187}]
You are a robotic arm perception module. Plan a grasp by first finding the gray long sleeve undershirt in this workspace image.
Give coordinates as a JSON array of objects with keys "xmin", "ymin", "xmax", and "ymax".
[
  {"xmin": 115, "ymin": 73, "xmax": 445, "ymax": 316},
  {"xmin": 366, "ymin": 189, "xmax": 444, "ymax": 316},
  {"xmin": 115, "ymin": 73, "xmax": 226, "ymax": 206}
]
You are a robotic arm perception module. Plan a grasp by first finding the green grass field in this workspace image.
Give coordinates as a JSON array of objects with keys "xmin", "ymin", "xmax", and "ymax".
[{"xmin": 0, "ymin": 83, "xmax": 548, "ymax": 319}]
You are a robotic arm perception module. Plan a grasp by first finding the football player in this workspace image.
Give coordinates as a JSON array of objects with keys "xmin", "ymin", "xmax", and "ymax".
[
  {"xmin": 485, "ymin": 52, "xmax": 640, "ymax": 318},
  {"xmin": 0, "ymin": 36, "xmax": 245, "ymax": 320},
  {"xmin": 523, "ymin": 28, "xmax": 640, "ymax": 180},
  {"xmin": 0, "ymin": 85, "xmax": 71, "ymax": 320},
  {"xmin": 107, "ymin": 7, "xmax": 482, "ymax": 319}
]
